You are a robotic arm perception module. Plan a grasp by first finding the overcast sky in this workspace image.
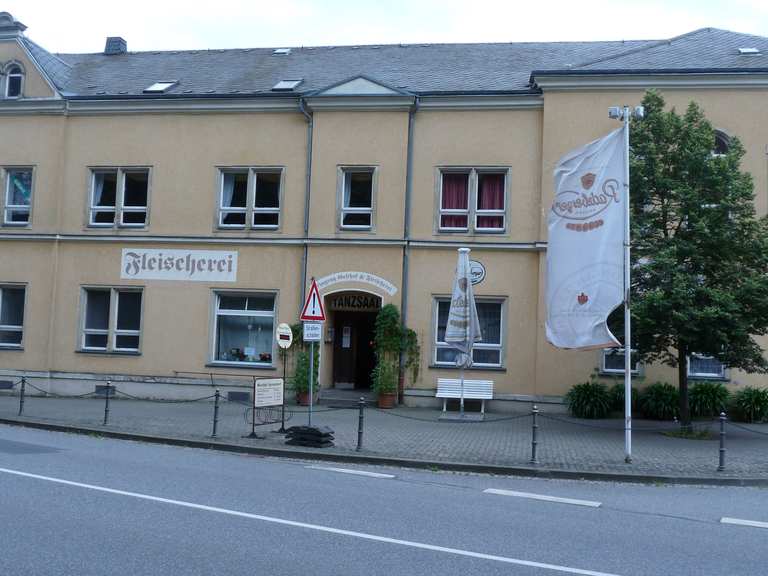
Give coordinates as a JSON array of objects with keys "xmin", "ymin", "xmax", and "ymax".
[{"xmin": 7, "ymin": 0, "xmax": 768, "ymax": 53}]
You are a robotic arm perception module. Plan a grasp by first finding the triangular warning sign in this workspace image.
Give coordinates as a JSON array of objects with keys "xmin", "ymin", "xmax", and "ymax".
[{"xmin": 300, "ymin": 279, "xmax": 326, "ymax": 321}]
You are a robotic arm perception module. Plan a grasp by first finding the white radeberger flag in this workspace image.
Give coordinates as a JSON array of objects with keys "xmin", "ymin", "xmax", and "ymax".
[{"xmin": 546, "ymin": 125, "xmax": 627, "ymax": 349}]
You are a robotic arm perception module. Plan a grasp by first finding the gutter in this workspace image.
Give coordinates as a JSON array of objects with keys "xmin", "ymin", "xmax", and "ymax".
[
  {"xmin": 399, "ymin": 96, "xmax": 419, "ymax": 401},
  {"xmin": 299, "ymin": 97, "xmax": 314, "ymax": 306}
]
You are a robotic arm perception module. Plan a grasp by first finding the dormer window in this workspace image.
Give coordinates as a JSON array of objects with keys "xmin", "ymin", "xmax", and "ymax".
[{"xmin": 5, "ymin": 64, "xmax": 23, "ymax": 98}]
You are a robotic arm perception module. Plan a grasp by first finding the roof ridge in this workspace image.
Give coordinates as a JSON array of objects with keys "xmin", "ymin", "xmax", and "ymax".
[
  {"xmin": 569, "ymin": 27, "xmax": 716, "ymax": 70},
  {"xmin": 53, "ymin": 37, "xmax": 663, "ymax": 57}
]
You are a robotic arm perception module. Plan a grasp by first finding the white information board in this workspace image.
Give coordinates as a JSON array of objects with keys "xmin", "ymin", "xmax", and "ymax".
[
  {"xmin": 254, "ymin": 378, "xmax": 284, "ymax": 407},
  {"xmin": 303, "ymin": 322, "xmax": 322, "ymax": 342}
]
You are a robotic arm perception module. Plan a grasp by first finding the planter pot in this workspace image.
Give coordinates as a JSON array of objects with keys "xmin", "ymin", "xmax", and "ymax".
[
  {"xmin": 296, "ymin": 391, "xmax": 314, "ymax": 406},
  {"xmin": 377, "ymin": 393, "xmax": 397, "ymax": 409}
]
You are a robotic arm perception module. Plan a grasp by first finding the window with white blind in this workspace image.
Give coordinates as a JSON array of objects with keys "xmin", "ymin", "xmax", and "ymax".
[{"xmin": 434, "ymin": 298, "xmax": 504, "ymax": 367}]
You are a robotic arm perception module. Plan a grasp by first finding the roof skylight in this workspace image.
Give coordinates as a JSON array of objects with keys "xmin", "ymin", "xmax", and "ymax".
[
  {"xmin": 738, "ymin": 47, "xmax": 761, "ymax": 55},
  {"xmin": 143, "ymin": 81, "xmax": 178, "ymax": 93},
  {"xmin": 272, "ymin": 79, "xmax": 303, "ymax": 91},
  {"xmin": 272, "ymin": 48, "xmax": 291, "ymax": 55}
]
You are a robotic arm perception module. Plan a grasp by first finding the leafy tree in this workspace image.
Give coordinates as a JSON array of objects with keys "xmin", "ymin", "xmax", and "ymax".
[{"xmin": 625, "ymin": 90, "xmax": 768, "ymax": 427}]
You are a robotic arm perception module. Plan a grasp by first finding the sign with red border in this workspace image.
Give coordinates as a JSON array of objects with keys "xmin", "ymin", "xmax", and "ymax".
[{"xmin": 300, "ymin": 279, "xmax": 326, "ymax": 322}]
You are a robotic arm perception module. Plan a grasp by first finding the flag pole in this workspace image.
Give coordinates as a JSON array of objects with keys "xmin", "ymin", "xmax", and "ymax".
[{"xmin": 622, "ymin": 106, "xmax": 632, "ymax": 464}]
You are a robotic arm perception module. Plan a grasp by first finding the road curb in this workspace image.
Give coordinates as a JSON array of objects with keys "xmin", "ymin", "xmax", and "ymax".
[{"xmin": 1, "ymin": 416, "xmax": 765, "ymax": 487}]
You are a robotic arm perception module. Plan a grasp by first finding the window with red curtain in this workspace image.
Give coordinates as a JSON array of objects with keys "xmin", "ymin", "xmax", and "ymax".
[
  {"xmin": 439, "ymin": 172, "xmax": 469, "ymax": 229},
  {"xmin": 476, "ymin": 173, "xmax": 505, "ymax": 230}
]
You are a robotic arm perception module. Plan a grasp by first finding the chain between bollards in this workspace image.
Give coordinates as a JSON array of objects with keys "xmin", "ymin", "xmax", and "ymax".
[
  {"xmin": 356, "ymin": 397, "xmax": 365, "ymax": 451},
  {"xmin": 530, "ymin": 404, "xmax": 539, "ymax": 465},
  {"xmin": 211, "ymin": 388, "xmax": 220, "ymax": 438},
  {"xmin": 17, "ymin": 376, "xmax": 26, "ymax": 416},
  {"xmin": 102, "ymin": 380, "xmax": 112, "ymax": 426},
  {"xmin": 717, "ymin": 411, "xmax": 726, "ymax": 472}
]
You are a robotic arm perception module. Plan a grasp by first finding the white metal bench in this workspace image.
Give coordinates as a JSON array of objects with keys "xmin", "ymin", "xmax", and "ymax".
[{"xmin": 436, "ymin": 378, "xmax": 494, "ymax": 415}]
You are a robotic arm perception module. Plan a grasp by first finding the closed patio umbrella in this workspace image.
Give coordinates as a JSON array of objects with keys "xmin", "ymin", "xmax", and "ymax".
[{"xmin": 445, "ymin": 247, "xmax": 482, "ymax": 417}]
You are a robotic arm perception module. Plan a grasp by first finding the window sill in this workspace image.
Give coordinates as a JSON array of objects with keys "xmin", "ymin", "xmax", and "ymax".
[
  {"xmin": 76, "ymin": 349, "xmax": 141, "ymax": 357},
  {"xmin": 428, "ymin": 364, "xmax": 506, "ymax": 373},
  {"xmin": 1, "ymin": 223, "xmax": 31, "ymax": 228},
  {"xmin": 687, "ymin": 374, "xmax": 728, "ymax": 381},
  {"xmin": 206, "ymin": 362, "xmax": 276, "ymax": 371},
  {"xmin": 0, "ymin": 345, "xmax": 23, "ymax": 351}
]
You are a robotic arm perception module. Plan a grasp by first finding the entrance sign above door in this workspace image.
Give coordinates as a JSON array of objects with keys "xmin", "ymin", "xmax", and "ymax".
[
  {"xmin": 300, "ymin": 279, "xmax": 326, "ymax": 321},
  {"xmin": 121, "ymin": 249, "xmax": 237, "ymax": 282},
  {"xmin": 303, "ymin": 322, "xmax": 322, "ymax": 342},
  {"xmin": 469, "ymin": 260, "xmax": 486, "ymax": 285},
  {"xmin": 317, "ymin": 271, "xmax": 398, "ymax": 296},
  {"xmin": 276, "ymin": 323, "xmax": 293, "ymax": 349},
  {"xmin": 328, "ymin": 293, "xmax": 382, "ymax": 312}
]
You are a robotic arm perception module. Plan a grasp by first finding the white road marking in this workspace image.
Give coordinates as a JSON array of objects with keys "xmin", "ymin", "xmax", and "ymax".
[
  {"xmin": 721, "ymin": 517, "xmax": 768, "ymax": 530},
  {"xmin": 305, "ymin": 465, "xmax": 395, "ymax": 478},
  {"xmin": 484, "ymin": 488, "xmax": 602, "ymax": 508},
  {"xmin": 0, "ymin": 465, "xmax": 621, "ymax": 576}
]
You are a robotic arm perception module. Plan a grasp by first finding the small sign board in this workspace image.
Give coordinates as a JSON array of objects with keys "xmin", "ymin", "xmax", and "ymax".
[
  {"xmin": 303, "ymin": 322, "xmax": 322, "ymax": 342},
  {"xmin": 469, "ymin": 260, "xmax": 486, "ymax": 285},
  {"xmin": 300, "ymin": 279, "xmax": 326, "ymax": 321},
  {"xmin": 276, "ymin": 323, "xmax": 293, "ymax": 349},
  {"xmin": 255, "ymin": 378, "xmax": 284, "ymax": 407}
]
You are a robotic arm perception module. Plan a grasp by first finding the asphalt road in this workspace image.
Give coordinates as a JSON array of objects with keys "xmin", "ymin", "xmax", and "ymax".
[{"xmin": 0, "ymin": 425, "xmax": 766, "ymax": 576}]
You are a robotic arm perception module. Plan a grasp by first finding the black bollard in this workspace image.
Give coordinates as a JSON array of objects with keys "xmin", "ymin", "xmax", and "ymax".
[
  {"xmin": 212, "ymin": 389, "xmax": 220, "ymax": 438},
  {"xmin": 103, "ymin": 380, "xmax": 112, "ymax": 426},
  {"xmin": 18, "ymin": 376, "xmax": 26, "ymax": 416},
  {"xmin": 717, "ymin": 412, "xmax": 726, "ymax": 472},
  {"xmin": 357, "ymin": 397, "xmax": 365, "ymax": 452},
  {"xmin": 530, "ymin": 404, "xmax": 539, "ymax": 465}
]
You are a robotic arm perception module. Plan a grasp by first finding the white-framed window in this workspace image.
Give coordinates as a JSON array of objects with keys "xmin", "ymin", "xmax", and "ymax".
[
  {"xmin": 0, "ymin": 285, "xmax": 25, "ymax": 348},
  {"xmin": 433, "ymin": 297, "xmax": 504, "ymax": 368},
  {"xmin": 3, "ymin": 167, "xmax": 33, "ymax": 225},
  {"xmin": 212, "ymin": 292, "xmax": 276, "ymax": 365},
  {"xmin": 688, "ymin": 354, "xmax": 726, "ymax": 379},
  {"xmin": 600, "ymin": 348, "xmax": 640, "ymax": 374},
  {"xmin": 218, "ymin": 168, "xmax": 282, "ymax": 229},
  {"xmin": 81, "ymin": 287, "xmax": 143, "ymax": 352},
  {"xmin": 340, "ymin": 168, "xmax": 375, "ymax": 230},
  {"xmin": 438, "ymin": 168, "xmax": 507, "ymax": 233},
  {"xmin": 89, "ymin": 168, "xmax": 150, "ymax": 227},
  {"xmin": 5, "ymin": 64, "xmax": 23, "ymax": 99}
]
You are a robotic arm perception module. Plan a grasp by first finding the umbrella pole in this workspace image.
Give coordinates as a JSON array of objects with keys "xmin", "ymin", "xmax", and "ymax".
[{"xmin": 459, "ymin": 363, "xmax": 465, "ymax": 418}]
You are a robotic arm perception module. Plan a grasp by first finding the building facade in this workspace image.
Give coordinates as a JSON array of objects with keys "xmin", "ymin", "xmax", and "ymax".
[{"xmin": 1, "ymin": 11, "xmax": 767, "ymax": 403}]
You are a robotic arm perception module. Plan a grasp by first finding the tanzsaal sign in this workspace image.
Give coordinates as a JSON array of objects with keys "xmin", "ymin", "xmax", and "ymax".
[{"xmin": 121, "ymin": 249, "xmax": 238, "ymax": 282}]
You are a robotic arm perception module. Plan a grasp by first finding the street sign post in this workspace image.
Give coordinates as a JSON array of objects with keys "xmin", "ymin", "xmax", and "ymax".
[
  {"xmin": 300, "ymin": 279, "xmax": 326, "ymax": 426},
  {"xmin": 275, "ymin": 323, "xmax": 293, "ymax": 433}
]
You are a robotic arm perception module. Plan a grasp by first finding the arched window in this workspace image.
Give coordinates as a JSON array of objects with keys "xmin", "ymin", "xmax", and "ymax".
[
  {"xmin": 5, "ymin": 64, "xmax": 23, "ymax": 98},
  {"xmin": 713, "ymin": 130, "xmax": 730, "ymax": 156}
]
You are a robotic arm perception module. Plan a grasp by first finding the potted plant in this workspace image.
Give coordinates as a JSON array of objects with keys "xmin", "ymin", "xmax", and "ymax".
[{"xmin": 372, "ymin": 304, "xmax": 420, "ymax": 408}]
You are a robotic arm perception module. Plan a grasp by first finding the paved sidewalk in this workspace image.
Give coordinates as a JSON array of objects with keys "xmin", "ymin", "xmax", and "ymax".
[{"xmin": 1, "ymin": 391, "xmax": 767, "ymax": 481}]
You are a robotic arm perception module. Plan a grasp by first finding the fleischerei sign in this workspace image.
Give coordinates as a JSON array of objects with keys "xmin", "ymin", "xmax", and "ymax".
[{"xmin": 121, "ymin": 249, "xmax": 238, "ymax": 282}]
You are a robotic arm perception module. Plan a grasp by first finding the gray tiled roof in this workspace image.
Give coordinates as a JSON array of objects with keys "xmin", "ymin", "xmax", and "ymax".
[
  {"xmin": 19, "ymin": 27, "xmax": 768, "ymax": 98},
  {"xmin": 543, "ymin": 28, "xmax": 768, "ymax": 74}
]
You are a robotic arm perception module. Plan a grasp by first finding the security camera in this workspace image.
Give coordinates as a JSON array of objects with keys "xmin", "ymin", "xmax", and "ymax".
[
  {"xmin": 608, "ymin": 106, "xmax": 623, "ymax": 120},
  {"xmin": 633, "ymin": 106, "xmax": 645, "ymax": 119}
]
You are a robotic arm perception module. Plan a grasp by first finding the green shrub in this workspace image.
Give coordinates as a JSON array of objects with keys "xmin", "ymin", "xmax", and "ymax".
[
  {"xmin": 565, "ymin": 381, "xmax": 611, "ymax": 419},
  {"xmin": 639, "ymin": 382, "xmax": 679, "ymax": 420},
  {"xmin": 689, "ymin": 381, "xmax": 730, "ymax": 417},
  {"xmin": 609, "ymin": 383, "xmax": 638, "ymax": 413},
  {"xmin": 731, "ymin": 387, "xmax": 768, "ymax": 423}
]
